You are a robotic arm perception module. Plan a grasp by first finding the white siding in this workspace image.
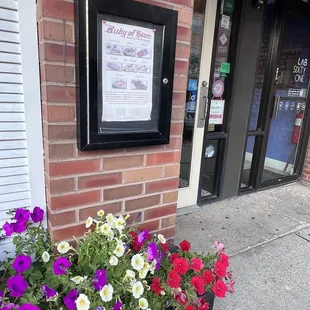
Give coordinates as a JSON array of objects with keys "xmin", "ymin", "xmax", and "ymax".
[{"xmin": 0, "ymin": 0, "xmax": 31, "ymax": 254}]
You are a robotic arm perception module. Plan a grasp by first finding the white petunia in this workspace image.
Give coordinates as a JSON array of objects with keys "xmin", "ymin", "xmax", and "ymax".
[
  {"xmin": 157, "ymin": 234, "xmax": 166, "ymax": 244},
  {"xmin": 100, "ymin": 284, "xmax": 114, "ymax": 302},
  {"xmin": 97, "ymin": 209, "xmax": 105, "ymax": 217},
  {"xmin": 42, "ymin": 251, "xmax": 50, "ymax": 263},
  {"xmin": 125, "ymin": 270, "xmax": 136, "ymax": 279},
  {"xmin": 71, "ymin": 276, "xmax": 87, "ymax": 284},
  {"xmin": 107, "ymin": 230, "xmax": 114, "ymax": 241},
  {"xmin": 100, "ymin": 223, "xmax": 111, "ymax": 235},
  {"xmin": 85, "ymin": 217, "xmax": 93, "ymax": 228},
  {"xmin": 106, "ymin": 213, "xmax": 116, "ymax": 227},
  {"xmin": 139, "ymin": 268, "xmax": 148, "ymax": 279},
  {"xmin": 57, "ymin": 241, "xmax": 70, "ymax": 254},
  {"xmin": 113, "ymin": 243, "xmax": 125, "ymax": 257},
  {"xmin": 149, "ymin": 260, "xmax": 156, "ymax": 274},
  {"xmin": 143, "ymin": 262, "xmax": 150, "ymax": 271},
  {"xmin": 132, "ymin": 281, "xmax": 144, "ymax": 299},
  {"xmin": 131, "ymin": 254, "xmax": 144, "ymax": 271},
  {"xmin": 139, "ymin": 298, "xmax": 149, "ymax": 309},
  {"xmin": 75, "ymin": 293, "xmax": 90, "ymax": 310},
  {"xmin": 109, "ymin": 256, "xmax": 118, "ymax": 266},
  {"xmin": 115, "ymin": 215, "xmax": 125, "ymax": 231}
]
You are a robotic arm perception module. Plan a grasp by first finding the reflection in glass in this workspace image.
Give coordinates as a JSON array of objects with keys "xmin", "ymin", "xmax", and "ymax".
[
  {"xmin": 179, "ymin": 5, "xmax": 205, "ymax": 189},
  {"xmin": 241, "ymin": 136, "xmax": 255, "ymax": 188}
]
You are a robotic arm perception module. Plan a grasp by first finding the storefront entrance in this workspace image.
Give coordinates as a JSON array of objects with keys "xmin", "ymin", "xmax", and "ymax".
[{"xmin": 178, "ymin": 0, "xmax": 310, "ymax": 209}]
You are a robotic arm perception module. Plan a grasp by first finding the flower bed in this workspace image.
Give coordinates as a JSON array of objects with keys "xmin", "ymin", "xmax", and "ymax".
[{"xmin": 0, "ymin": 208, "xmax": 234, "ymax": 309}]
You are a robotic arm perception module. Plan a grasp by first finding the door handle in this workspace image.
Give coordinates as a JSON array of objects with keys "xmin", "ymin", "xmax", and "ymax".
[
  {"xmin": 200, "ymin": 81, "xmax": 209, "ymax": 120},
  {"xmin": 272, "ymin": 95, "xmax": 281, "ymax": 119}
]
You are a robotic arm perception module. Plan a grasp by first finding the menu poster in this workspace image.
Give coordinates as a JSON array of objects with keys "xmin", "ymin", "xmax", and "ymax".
[
  {"xmin": 209, "ymin": 100, "xmax": 225, "ymax": 125},
  {"xmin": 102, "ymin": 21, "xmax": 155, "ymax": 122}
]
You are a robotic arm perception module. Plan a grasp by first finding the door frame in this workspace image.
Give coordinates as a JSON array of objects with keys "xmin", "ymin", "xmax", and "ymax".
[
  {"xmin": 240, "ymin": 0, "xmax": 310, "ymax": 192},
  {"xmin": 177, "ymin": 0, "xmax": 218, "ymax": 208}
]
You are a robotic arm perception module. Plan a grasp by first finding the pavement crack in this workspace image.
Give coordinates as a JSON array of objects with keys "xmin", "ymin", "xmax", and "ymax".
[{"xmin": 295, "ymin": 232, "xmax": 310, "ymax": 243}]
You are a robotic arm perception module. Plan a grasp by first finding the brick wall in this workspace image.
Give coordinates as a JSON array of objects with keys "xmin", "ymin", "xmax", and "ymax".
[
  {"xmin": 37, "ymin": 0, "xmax": 193, "ymax": 242},
  {"xmin": 303, "ymin": 141, "xmax": 310, "ymax": 183}
]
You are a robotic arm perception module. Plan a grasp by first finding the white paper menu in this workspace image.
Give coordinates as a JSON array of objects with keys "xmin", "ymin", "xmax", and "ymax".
[{"xmin": 101, "ymin": 21, "xmax": 155, "ymax": 122}]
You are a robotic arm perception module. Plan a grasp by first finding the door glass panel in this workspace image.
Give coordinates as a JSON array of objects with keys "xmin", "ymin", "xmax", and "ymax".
[
  {"xmin": 241, "ymin": 136, "xmax": 256, "ymax": 188},
  {"xmin": 262, "ymin": 12, "xmax": 310, "ymax": 182},
  {"xmin": 179, "ymin": 1, "xmax": 206, "ymax": 189}
]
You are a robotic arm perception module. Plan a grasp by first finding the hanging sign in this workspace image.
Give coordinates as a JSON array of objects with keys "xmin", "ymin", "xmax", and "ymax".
[
  {"xmin": 293, "ymin": 58, "xmax": 308, "ymax": 84},
  {"xmin": 209, "ymin": 100, "xmax": 225, "ymax": 125},
  {"xmin": 223, "ymin": 0, "xmax": 234, "ymax": 14},
  {"xmin": 221, "ymin": 15, "xmax": 230, "ymax": 29},
  {"xmin": 212, "ymin": 80, "xmax": 225, "ymax": 97},
  {"xmin": 217, "ymin": 27, "xmax": 231, "ymax": 57},
  {"xmin": 220, "ymin": 62, "xmax": 231, "ymax": 74}
]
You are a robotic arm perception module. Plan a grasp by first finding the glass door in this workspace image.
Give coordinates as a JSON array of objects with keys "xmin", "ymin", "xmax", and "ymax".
[{"xmin": 260, "ymin": 0, "xmax": 310, "ymax": 186}]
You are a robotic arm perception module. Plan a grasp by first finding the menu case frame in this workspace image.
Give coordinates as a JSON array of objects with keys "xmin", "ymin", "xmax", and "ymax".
[{"xmin": 77, "ymin": 0, "xmax": 178, "ymax": 150}]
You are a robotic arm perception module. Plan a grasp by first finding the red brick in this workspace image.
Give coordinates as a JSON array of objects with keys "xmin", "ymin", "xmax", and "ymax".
[
  {"xmin": 144, "ymin": 204, "xmax": 176, "ymax": 220},
  {"xmin": 177, "ymin": 7, "xmax": 193, "ymax": 26},
  {"xmin": 45, "ymin": 124, "xmax": 76, "ymax": 140},
  {"xmin": 166, "ymin": 137, "xmax": 183, "ymax": 151},
  {"xmin": 48, "ymin": 177, "xmax": 75, "ymax": 194},
  {"xmin": 79, "ymin": 202, "xmax": 121, "ymax": 220},
  {"xmin": 176, "ymin": 43, "xmax": 191, "ymax": 59},
  {"xmin": 156, "ymin": 226, "xmax": 176, "ymax": 239},
  {"xmin": 171, "ymin": 106, "xmax": 185, "ymax": 121},
  {"xmin": 123, "ymin": 167, "xmax": 162, "ymax": 183},
  {"xmin": 48, "ymin": 143, "xmax": 74, "ymax": 159},
  {"xmin": 175, "ymin": 60, "xmax": 189, "ymax": 75},
  {"xmin": 104, "ymin": 185, "xmax": 143, "ymax": 200},
  {"xmin": 170, "ymin": 123, "xmax": 184, "ymax": 136},
  {"xmin": 48, "ymin": 209, "xmax": 76, "ymax": 227},
  {"xmin": 40, "ymin": 43, "xmax": 64, "ymax": 62},
  {"xmin": 177, "ymin": 26, "xmax": 191, "ymax": 42},
  {"xmin": 50, "ymin": 190, "xmax": 101, "ymax": 211},
  {"xmin": 41, "ymin": 64, "xmax": 75, "ymax": 84},
  {"xmin": 39, "ymin": 20, "xmax": 72, "ymax": 42},
  {"xmin": 137, "ymin": 220, "xmax": 160, "ymax": 232},
  {"xmin": 44, "ymin": 105, "xmax": 75, "ymax": 122},
  {"xmin": 46, "ymin": 86, "xmax": 76, "ymax": 103},
  {"xmin": 50, "ymin": 160, "xmax": 100, "ymax": 177},
  {"xmin": 146, "ymin": 178, "xmax": 179, "ymax": 194},
  {"xmin": 173, "ymin": 92, "xmax": 187, "ymax": 107},
  {"xmin": 164, "ymin": 164, "xmax": 180, "ymax": 178},
  {"xmin": 173, "ymin": 76, "xmax": 187, "ymax": 91},
  {"xmin": 146, "ymin": 152, "xmax": 181, "ymax": 165},
  {"xmin": 51, "ymin": 223, "xmax": 87, "ymax": 242},
  {"xmin": 126, "ymin": 211, "xmax": 142, "ymax": 225},
  {"xmin": 125, "ymin": 194, "xmax": 161, "ymax": 211},
  {"xmin": 167, "ymin": 0, "xmax": 193, "ymax": 7},
  {"xmin": 65, "ymin": 46, "xmax": 75, "ymax": 63},
  {"xmin": 161, "ymin": 215, "xmax": 176, "ymax": 228},
  {"xmin": 103, "ymin": 155, "xmax": 144, "ymax": 170},
  {"xmin": 78, "ymin": 173, "xmax": 122, "ymax": 189},
  {"xmin": 39, "ymin": 0, "xmax": 74, "ymax": 21},
  {"xmin": 163, "ymin": 191, "xmax": 178, "ymax": 203}
]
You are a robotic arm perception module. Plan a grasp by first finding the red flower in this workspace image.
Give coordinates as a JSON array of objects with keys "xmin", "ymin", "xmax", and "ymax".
[
  {"xmin": 219, "ymin": 253, "xmax": 229, "ymax": 267},
  {"xmin": 185, "ymin": 306, "xmax": 195, "ymax": 310},
  {"xmin": 180, "ymin": 240, "xmax": 191, "ymax": 252},
  {"xmin": 202, "ymin": 270, "xmax": 214, "ymax": 285},
  {"xmin": 214, "ymin": 261, "xmax": 227, "ymax": 278},
  {"xmin": 191, "ymin": 275, "xmax": 205, "ymax": 295},
  {"xmin": 212, "ymin": 279, "xmax": 228, "ymax": 298},
  {"xmin": 169, "ymin": 253, "xmax": 179, "ymax": 264},
  {"xmin": 167, "ymin": 270, "xmax": 181, "ymax": 288},
  {"xmin": 190, "ymin": 257, "xmax": 204, "ymax": 272},
  {"xmin": 173, "ymin": 257, "xmax": 189, "ymax": 275},
  {"xmin": 129, "ymin": 231, "xmax": 142, "ymax": 252},
  {"xmin": 198, "ymin": 298, "xmax": 209, "ymax": 310},
  {"xmin": 227, "ymin": 280, "xmax": 236, "ymax": 293},
  {"xmin": 160, "ymin": 242, "xmax": 169, "ymax": 253},
  {"xmin": 150, "ymin": 278, "xmax": 164, "ymax": 295},
  {"xmin": 174, "ymin": 291, "xmax": 188, "ymax": 306}
]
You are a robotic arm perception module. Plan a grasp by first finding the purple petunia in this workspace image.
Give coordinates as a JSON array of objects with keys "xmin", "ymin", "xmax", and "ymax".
[
  {"xmin": 3, "ymin": 222, "xmax": 13, "ymax": 237},
  {"xmin": 7, "ymin": 275, "xmax": 28, "ymax": 298},
  {"xmin": 14, "ymin": 209, "xmax": 30, "ymax": 224},
  {"xmin": 0, "ymin": 290, "xmax": 4, "ymax": 306},
  {"xmin": 64, "ymin": 289, "xmax": 78, "ymax": 310},
  {"xmin": 156, "ymin": 251, "xmax": 164, "ymax": 270},
  {"xmin": 11, "ymin": 221, "xmax": 27, "ymax": 234},
  {"xmin": 147, "ymin": 242, "xmax": 158, "ymax": 261},
  {"xmin": 42, "ymin": 285, "xmax": 57, "ymax": 300},
  {"xmin": 6, "ymin": 303, "xmax": 20, "ymax": 309},
  {"xmin": 12, "ymin": 255, "xmax": 32, "ymax": 273},
  {"xmin": 113, "ymin": 301, "xmax": 122, "ymax": 310},
  {"xmin": 137, "ymin": 230, "xmax": 149, "ymax": 244},
  {"xmin": 30, "ymin": 207, "xmax": 44, "ymax": 223},
  {"xmin": 19, "ymin": 305, "xmax": 39, "ymax": 310},
  {"xmin": 93, "ymin": 269, "xmax": 107, "ymax": 290},
  {"xmin": 53, "ymin": 257, "xmax": 71, "ymax": 275}
]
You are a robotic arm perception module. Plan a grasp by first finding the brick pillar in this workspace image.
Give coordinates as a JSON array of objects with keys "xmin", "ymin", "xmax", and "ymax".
[
  {"xmin": 303, "ymin": 140, "xmax": 310, "ymax": 183},
  {"xmin": 37, "ymin": 0, "xmax": 193, "ymax": 242}
]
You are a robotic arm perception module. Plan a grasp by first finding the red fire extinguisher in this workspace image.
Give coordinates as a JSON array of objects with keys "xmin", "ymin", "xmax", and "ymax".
[{"xmin": 292, "ymin": 111, "xmax": 303, "ymax": 144}]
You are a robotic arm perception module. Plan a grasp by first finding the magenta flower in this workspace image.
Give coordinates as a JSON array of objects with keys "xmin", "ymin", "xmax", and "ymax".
[
  {"xmin": 19, "ymin": 305, "xmax": 39, "ymax": 310},
  {"xmin": 12, "ymin": 255, "xmax": 32, "ymax": 273},
  {"xmin": 12, "ymin": 221, "xmax": 27, "ymax": 234},
  {"xmin": 64, "ymin": 289, "xmax": 78, "ymax": 310},
  {"xmin": 53, "ymin": 257, "xmax": 71, "ymax": 275},
  {"xmin": 3, "ymin": 222, "xmax": 13, "ymax": 237},
  {"xmin": 14, "ymin": 209, "xmax": 30, "ymax": 223},
  {"xmin": 6, "ymin": 304, "xmax": 20, "ymax": 309},
  {"xmin": 156, "ymin": 251, "xmax": 164, "ymax": 270},
  {"xmin": 7, "ymin": 275, "xmax": 28, "ymax": 298},
  {"xmin": 93, "ymin": 269, "xmax": 107, "ymax": 290},
  {"xmin": 30, "ymin": 207, "xmax": 44, "ymax": 223},
  {"xmin": 0, "ymin": 290, "xmax": 4, "ymax": 306},
  {"xmin": 138, "ymin": 230, "xmax": 149, "ymax": 244},
  {"xmin": 113, "ymin": 301, "xmax": 122, "ymax": 310},
  {"xmin": 147, "ymin": 242, "xmax": 158, "ymax": 261},
  {"xmin": 42, "ymin": 285, "xmax": 57, "ymax": 300}
]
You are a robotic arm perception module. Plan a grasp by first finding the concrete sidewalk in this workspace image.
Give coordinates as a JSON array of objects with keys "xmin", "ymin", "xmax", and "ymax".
[{"xmin": 175, "ymin": 183, "xmax": 310, "ymax": 310}]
